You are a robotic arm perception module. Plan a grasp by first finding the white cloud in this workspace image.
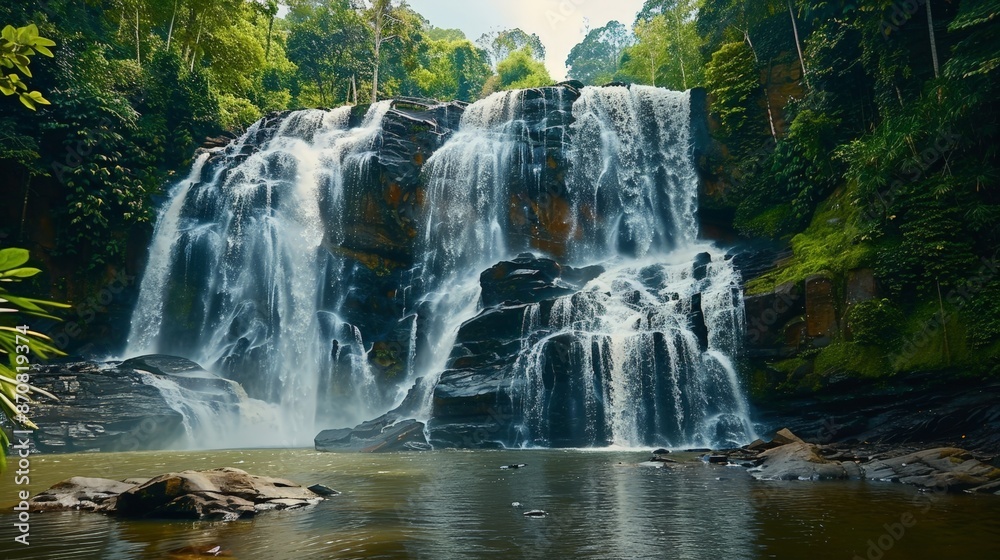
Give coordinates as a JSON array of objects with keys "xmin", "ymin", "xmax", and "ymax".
[{"xmin": 405, "ymin": 0, "xmax": 647, "ymax": 80}]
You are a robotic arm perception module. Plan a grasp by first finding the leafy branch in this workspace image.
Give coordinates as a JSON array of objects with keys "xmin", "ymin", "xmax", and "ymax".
[
  {"xmin": 0, "ymin": 248, "xmax": 68, "ymax": 471},
  {"xmin": 0, "ymin": 23, "xmax": 56, "ymax": 110}
]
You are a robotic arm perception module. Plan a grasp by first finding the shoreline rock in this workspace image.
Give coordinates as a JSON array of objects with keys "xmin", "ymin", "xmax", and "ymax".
[
  {"xmin": 30, "ymin": 467, "xmax": 331, "ymax": 521},
  {"xmin": 716, "ymin": 428, "xmax": 1000, "ymax": 494}
]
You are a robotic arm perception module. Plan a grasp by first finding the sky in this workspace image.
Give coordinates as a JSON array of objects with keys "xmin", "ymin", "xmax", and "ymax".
[{"xmin": 405, "ymin": 0, "xmax": 648, "ymax": 80}]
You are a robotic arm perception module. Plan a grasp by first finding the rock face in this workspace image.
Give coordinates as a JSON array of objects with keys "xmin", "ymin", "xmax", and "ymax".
[
  {"xmin": 426, "ymin": 254, "xmax": 608, "ymax": 449},
  {"xmin": 25, "ymin": 356, "xmax": 247, "ymax": 453},
  {"xmin": 751, "ymin": 372, "xmax": 1000, "ymax": 454},
  {"xmin": 31, "ymin": 468, "xmax": 327, "ymax": 521},
  {"xmin": 315, "ymin": 414, "xmax": 428, "ymax": 452}
]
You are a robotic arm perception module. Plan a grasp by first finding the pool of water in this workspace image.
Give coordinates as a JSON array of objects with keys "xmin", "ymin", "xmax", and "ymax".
[{"xmin": 2, "ymin": 449, "xmax": 998, "ymax": 559}]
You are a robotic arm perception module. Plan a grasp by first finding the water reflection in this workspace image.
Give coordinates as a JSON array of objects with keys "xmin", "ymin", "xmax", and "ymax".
[{"xmin": 2, "ymin": 449, "xmax": 999, "ymax": 559}]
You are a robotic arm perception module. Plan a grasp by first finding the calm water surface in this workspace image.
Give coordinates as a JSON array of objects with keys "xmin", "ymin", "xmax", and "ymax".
[{"xmin": 2, "ymin": 449, "xmax": 998, "ymax": 559}]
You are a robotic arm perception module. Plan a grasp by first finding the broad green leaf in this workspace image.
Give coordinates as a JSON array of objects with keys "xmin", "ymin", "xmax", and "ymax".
[
  {"xmin": 0, "ymin": 267, "xmax": 41, "ymax": 278},
  {"xmin": 0, "ymin": 248, "xmax": 29, "ymax": 271}
]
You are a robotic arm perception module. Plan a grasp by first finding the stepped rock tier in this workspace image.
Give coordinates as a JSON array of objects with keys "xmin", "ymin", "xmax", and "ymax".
[{"xmin": 123, "ymin": 83, "xmax": 757, "ymax": 450}]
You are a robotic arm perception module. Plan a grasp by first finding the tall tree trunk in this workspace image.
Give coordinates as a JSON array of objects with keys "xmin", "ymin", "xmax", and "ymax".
[
  {"xmin": 135, "ymin": 6, "xmax": 141, "ymax": 66},
  {"xmin": 745, "ymin": 31, "xmax": 778, "ymax": 142},
  {"xmin": 372, "ymin": 38, "xmax": 380, "ymax": 103},
  {"xmin": 787, "ymin": 0, "xmax": 807, "ymax": 86},
  {"xmin": 166, "ymin": 0, "xmax": 179, "ymax": 49},
  {"xmin": 926, "ymin": 0, "xmax": 940, "ymax": 79},
  {"xmin": 673, "ymin": 13, "xmax": 687, "ymax": 90},
  {"xmin": 266, "ymin": 15, "xmax": 274, "ymax": 58},
  {"xmin": 190, "ymin": 20, "xmax": 202, "ymax": 72}
]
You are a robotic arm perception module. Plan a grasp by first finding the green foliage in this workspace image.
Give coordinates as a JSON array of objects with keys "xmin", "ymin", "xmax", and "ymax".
[
  {"xmin": 0, "ymin": 248, "xmax": 67, "ymax": 471},
  {"xmin": 703, "ymin": 41, "xmax": 758, "ymax": 141},
  {"xmin": 477, "ymin": 28, "xmax": 546, "ymax": 69},
  {"xmin": 962, "ymin": 281, "xmax": 1000, "ymax": 350},
  {"xmin": 747, "ymin": 194, "xmax": 873, "ymax": 295},
  {"xmin": 493, "ymin": 47, "xmax": 554, "ymax": 92},
  {"xmin": 0, "ymin": 23, "xmax": 55, "ymax": 109},
  {"xmin": 847, "ymin": 298, "xmax": 904, "ymax": 347},
  {"xmin": 813, "ymin": 341, "xmax": 893, "ymax": 379},
  {"xmin": 565, "ymin": 21, "xmax": 633, "ymax": 85},
  {"xmin": 218, "ymin": 93, "xmax": 263, "ymax": 131},
  {"xmin": 620, "ymin": 1, "xmax": 704, "ymax": 90},
  {"xmin": 412, "ymin": 34, "xmax": 491, "ymax": 102}
]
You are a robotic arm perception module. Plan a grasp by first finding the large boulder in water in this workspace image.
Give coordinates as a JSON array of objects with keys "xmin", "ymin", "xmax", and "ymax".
[
  {"xmin": 31, "ymin": 468, "xmax": 328, "ymax": 521},
  {"xmin": 315, "ymin": 414, "xmax": 428, "ymax": 452}
]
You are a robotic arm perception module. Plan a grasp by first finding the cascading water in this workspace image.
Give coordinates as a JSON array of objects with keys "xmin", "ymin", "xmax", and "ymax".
[
  {"xmin": 127, "ymin": 84, "xmax": 756, "ymax": 450},
  {"xmin": 127, "ymin": 103, "xmax": 395, "ymax": 446},
  {"xmin": 419, "ymin": 85, "xmax": 756, "ymax": 449}
]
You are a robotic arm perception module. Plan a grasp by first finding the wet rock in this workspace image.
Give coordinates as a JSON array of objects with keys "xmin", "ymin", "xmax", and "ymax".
[
  {"xmin": 690, "ymin": 293, "xmax": 709, "ymax": 352},
  {"xmin": 652, "ymin": 448, "xmax": 670, "ymax": 454},
  {"xmin": 743, "ymin": 281, "xmax": 804, "ymax": 355},
  {"xmin": 692, "ymin": 252, "xmax": 711, "ymax": 281},
  {"xmin": 29, "ymin": 477, "xmax": 135, "ymax": 512},
  {"xmin": 166, "ymin": 544, "xmax": 232, "ymax": 558},
  {"xmin": 771, "ymin": 428, "xmax": 804, "ymax": 446},
  {"xmin": 479, "ymin": 254, "xmax": 603, "ymax": 307},
  {"xmin": 859, "ymin": 448, "xmax": 1000, "ymax": 492},
  {"xmin": 752, "ymin": 371, "xmax": 1000, "ymax": 454},
  {"xmin": 523, "ymin": 510, "xmax": 548, "ymax": 518},
  {"xmin": 315, "ymin": 415, "xmax": 427, "ymax": 453},
  {"xmin": 30, "ymin": 468, "xmax": 326, "ymax": 520},
  {"xmin": 307, "ymin": 484, "xmax": 340, "ymax": 496},
  {"xmin": 804, "ymin": 274, "xmax": 838, "ymax": 341},
  {"xmin": 845, "ymin": 268, "xmax": 878, "ymax": 305},
  {"xmin": 749, "ymin": 442, "xmax": 850, "ymax": 481},
  {"xmin": 25, "ymin": 362, "xmax": 188, "ymax": 453}
]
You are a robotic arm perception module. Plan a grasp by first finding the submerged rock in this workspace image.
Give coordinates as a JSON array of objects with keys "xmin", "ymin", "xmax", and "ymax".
[{"xmin": 30, "ymin": 467, "xmax": 329, "ymax": 520}]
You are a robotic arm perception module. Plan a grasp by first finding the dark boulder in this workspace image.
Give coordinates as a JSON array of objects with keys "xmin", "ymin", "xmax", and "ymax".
[
  {"xmin": 479, "ymin": 253, "xmax": 604, "ymax": 307},
  {"xmin": 315, "ymin": 415, "xmax": 428, "ymax": 452}
]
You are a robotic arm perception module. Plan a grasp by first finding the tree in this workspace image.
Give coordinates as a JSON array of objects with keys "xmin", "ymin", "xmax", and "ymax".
[
  {"xmin": 565, "ymin": 21, "xmax": 634, "ymax": 85},
  {"xmin": 287, "ymin": 0, "xmax": 369, "ymax": 106},
  {"xmin": 0, "ymin": 24, "xmax": 54, "ymax": 110},
  {"xmin": 490, "ymin": 46, "xmax": 553, "ymax": 92},
  {"xmin": 477, "ymin": 28, "xmax": 546, "ymax": 69},
  {"xmin": 413, "ymin": 31, "xmax": 491, "ymax": 102},
  {"xmin": 621, "ymin": 1, "xmax": 704, "ymax": 89},
  {"xmin": 366, "ymin": 0, "xmax": 401, "ymax": 103}
]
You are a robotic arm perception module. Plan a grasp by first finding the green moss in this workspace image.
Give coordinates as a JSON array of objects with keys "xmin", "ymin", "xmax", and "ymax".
[
  {"xmin": 813, "ymin": 341, "xmax": 892, "ymax": 379},
  {"xmin": 747, "ymin": 191, "xmax": 874, "ymax": 295},
  {"xmin": 735, "ymin": 203, "xmax": 796, "ymax": 239}
]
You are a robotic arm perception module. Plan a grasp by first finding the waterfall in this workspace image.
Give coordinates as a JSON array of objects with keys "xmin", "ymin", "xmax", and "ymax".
[
  {"xmin": 420, "ymin": 86, "xmax": 756, "ymax": 448},
  {"xmin": 127, "ymin": 85, "xmax": 756, "ymax": 450},
  {"xmin": 126, "ymin": 103, "xmax": 394, "ymax": 446}
]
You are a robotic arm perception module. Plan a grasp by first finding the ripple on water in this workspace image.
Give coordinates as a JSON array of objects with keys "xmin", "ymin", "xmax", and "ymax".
[{"xmin": 2, "ymin": 449, "xmax": 1000, "ymax": 559}]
